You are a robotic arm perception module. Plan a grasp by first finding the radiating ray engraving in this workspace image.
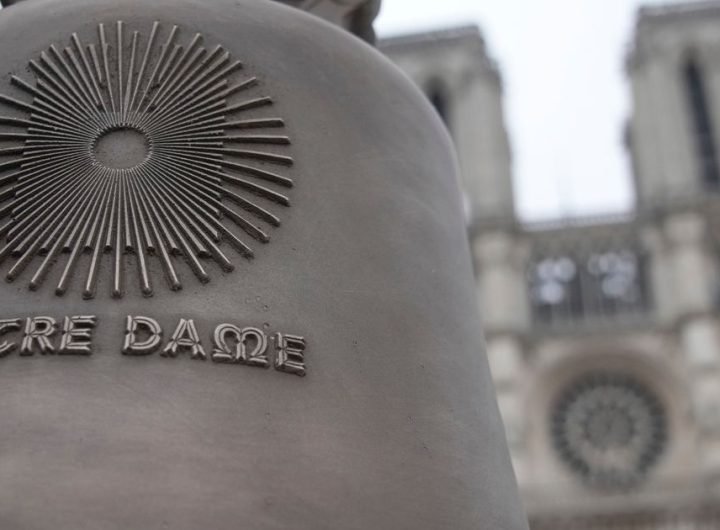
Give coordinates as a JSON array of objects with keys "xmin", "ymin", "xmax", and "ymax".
[{"xmin": 0, "ymin": 21, "xmax": 294, "ymax": 299}]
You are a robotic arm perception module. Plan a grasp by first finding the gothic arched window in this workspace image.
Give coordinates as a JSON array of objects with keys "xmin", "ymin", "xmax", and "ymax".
[{"xmin": 683, "ymin": 57, "xmax": 719, "ymax": 188}]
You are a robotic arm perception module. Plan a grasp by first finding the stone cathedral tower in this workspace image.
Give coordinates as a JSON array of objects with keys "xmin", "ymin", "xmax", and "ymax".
[{"xmin": 383, "ymin": 3, "xmax": 720, "ymax": 528}]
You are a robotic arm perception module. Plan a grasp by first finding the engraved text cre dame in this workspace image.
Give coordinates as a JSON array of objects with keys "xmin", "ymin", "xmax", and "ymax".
[{"xmin": 0, "ymin": 315, "xmax": 307, "ymax": 376}]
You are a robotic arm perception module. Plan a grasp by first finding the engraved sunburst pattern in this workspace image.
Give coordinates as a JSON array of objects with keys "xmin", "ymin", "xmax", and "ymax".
[{"xmin": 0, "ymin": 21, "xmax": 294, "ymax": 299}]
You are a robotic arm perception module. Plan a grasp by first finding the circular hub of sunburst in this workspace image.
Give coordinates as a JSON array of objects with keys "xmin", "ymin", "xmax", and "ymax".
[
  {"xmin": 0, "ymin": 21, "xmax": 295, "ymax": 299},
  {"xmin": 93, "ymin": 126, "xmax": 151, "ymax": 170}
]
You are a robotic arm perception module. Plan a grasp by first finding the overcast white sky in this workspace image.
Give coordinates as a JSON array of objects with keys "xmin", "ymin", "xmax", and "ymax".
[{"xmin": 376, "ymin": 0, "xmax": 695, "ymax": 221}]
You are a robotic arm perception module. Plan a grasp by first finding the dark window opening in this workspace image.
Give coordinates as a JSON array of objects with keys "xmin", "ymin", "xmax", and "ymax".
[
  {"xmin": 425, "ymin": 80, "xmax": 451, "ymax": 129},
  {"xmin": 429, "ymin": 90, "xmax": 448, "ymax": 123},
  {"xmin": 684, "ymin": 58, "xmax": 720, "ymax": 188}
]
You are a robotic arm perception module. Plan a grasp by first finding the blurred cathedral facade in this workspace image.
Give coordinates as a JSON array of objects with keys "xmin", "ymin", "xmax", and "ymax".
[{"xmin": 380, "ymin": 3, "xmax": 720, "ymax": 529}]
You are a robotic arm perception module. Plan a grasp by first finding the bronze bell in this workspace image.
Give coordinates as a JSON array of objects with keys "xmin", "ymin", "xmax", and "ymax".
[{"xmin": 0, "ymin": 0, "xmax": 527, "ymax": 528}]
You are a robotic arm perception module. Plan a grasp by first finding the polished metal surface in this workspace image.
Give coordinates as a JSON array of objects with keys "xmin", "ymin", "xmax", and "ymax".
[{"xmin": 0, "ymin": 0, "xmax": 527, "ymax": 528}]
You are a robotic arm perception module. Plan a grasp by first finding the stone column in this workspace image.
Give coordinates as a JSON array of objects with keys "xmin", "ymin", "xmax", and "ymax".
[
  {"xmin": 453, "ymin": 66, "xmax": 514, "ymax": 222},
  {"xmin": 630, "ymin": 50, "xmax": 698, "ymax": 203},
  {"xmin": 473, "ymin": 229, "xmax": 530, "ymax": 482},
  {"xmin": 655, "ymin": 50, "xmax": 698, "ymax": 200},
  {"xmin": 701, "ymin": 43, "xmax": 720, "ymax": 174},
  {"xmin": 641, "ymin": 226, "xmax": 675, "ymax": 325},
  {"xmin": 664, "ymin": 212, "xmax": 720, "ymax": 473},
  {"xmin": 665, "ymin": 213, "xmax": 715, "ymax": 316},
  {"xmin": 629, "ymin": 59, "xmax": 668, "ymax": 204}
]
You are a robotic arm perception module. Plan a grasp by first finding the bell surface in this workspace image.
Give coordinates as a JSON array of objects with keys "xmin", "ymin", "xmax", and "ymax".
[{"xmin": 0, "ymin": 0, "xmax": 527, "ymax": 528}]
